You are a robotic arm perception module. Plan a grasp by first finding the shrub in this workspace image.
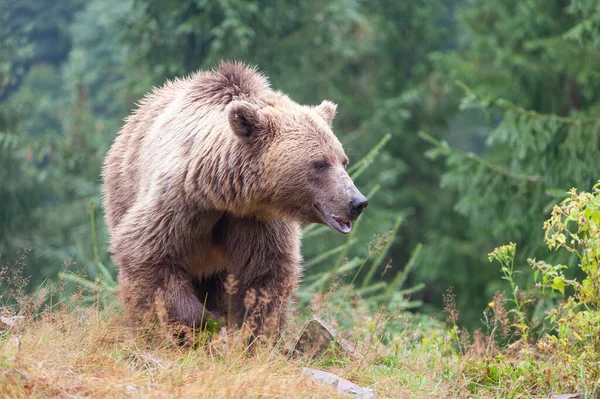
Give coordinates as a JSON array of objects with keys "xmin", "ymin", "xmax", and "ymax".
[
  {"xmin": 486, "ymin": 181, "xmax": 600, "ymax": 391},
  {"xmin": 530, "ymin": 182, "xmax": 600, "ymax": 381}
]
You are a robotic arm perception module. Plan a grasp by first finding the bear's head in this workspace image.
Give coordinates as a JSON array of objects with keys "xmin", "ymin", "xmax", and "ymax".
[{"xmin": 227, "ymin": 96, "xmax": 367, "ymax": 234}]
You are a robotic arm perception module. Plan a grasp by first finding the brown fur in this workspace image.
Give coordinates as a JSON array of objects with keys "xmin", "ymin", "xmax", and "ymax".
[{"xmin": 102, "ymin": 61, "xmax": 366, "ymax": 337}]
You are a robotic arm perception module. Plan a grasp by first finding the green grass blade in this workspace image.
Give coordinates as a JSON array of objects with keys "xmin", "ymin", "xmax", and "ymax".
[
  {"xmin": 60, "ymin": 272, "xmax": 103, "ymax": 292},
  {"xmin": 361, "ymin": 216, "xmax": 403, "ymax": 288},
  {"xmin": 304, "ymin": 239, "xmax": 356, "ymax": 269},
  {"xmin": 348, "ymin": 134, "xmax": 391, "ymax": 179},
  {"xmin": 302, "ymin": 225, "xmax": 332, "ymax": 239},
  {"xmin": 358, "ymin": 281, "xmax": 386, "ymax": 296},
  {"xmin": 384, "ymin": 243, "xmax": 423, "ymax": 297}
]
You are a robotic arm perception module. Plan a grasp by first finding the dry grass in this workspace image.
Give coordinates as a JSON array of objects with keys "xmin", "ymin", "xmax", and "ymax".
[
  {"xmin": 0, "ymin": 299, "xmax": 471, "ymax": 399},
  {"xmin": 0, "ymin": 287, "xmax": 594, "ymax": 398},
  {"xmin": 0, "ymin": 305, "xmax": 339, "ymax": 398},
  {"xmin": 3, "ymin": 302, "xmax": 596, "ymax": 399},
  {"xmin": 0, "ymin": 254, "xmax": 461, "ymax": 398}
]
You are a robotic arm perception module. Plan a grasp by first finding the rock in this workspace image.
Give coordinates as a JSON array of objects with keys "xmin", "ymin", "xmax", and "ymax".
[
  {"xmin": 1, "ymin": 337, "xmax": 21, "ymax": 362},
  {"xmin": 551, "ymin": 394, "xmax": 580, "ymax": 399},
  {"xmin": 336, "ymin": 336, "xmax": 360, "ymax": 359},
  {"xmin": 294, "ymin": 315, "xmax": 335, "ymax": 357},
  {"xmin": 125, "ymin": 385, "xmax": 138, "ymax": 396},
  {"xmin": 7, "ymin": 337, "xmax": 20, "ymax": 349},
  {"xmin": 302, "ymin": 368, "xmax": 376, "ymax": 399},
  {"xmin": 126, "ymin": 351, "xmax": 174, "ymax": 370},
  {"xmin": 216, "ymin": 326, "xmax": 230, "ymax": 355},
  {"xmin": 294, "ymin": 315, "xmax": 360, "ymax": 360},
  {"xmin": 0, "ymin": 315, "xmax": 25, "ymax": 329},
  {"xmin": 2, "ymin": 369, "xmax": 33, "ymax": 384}
]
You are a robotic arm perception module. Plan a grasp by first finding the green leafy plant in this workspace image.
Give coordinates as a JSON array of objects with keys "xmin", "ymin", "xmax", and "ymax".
[
  {"xmin": 60, "ymin": 201, "xmax": 117, "ymax": 307},
  {"xmin": 485, "ymin": 182, "xmax": 600, "ymax": 391},
  {"xmin": 488, "ymin": 243, "xmax": 530, "ymax": 342},
  {"xmin": 530, "ymin": 183, "xmax": 600, "ymax": 372}
]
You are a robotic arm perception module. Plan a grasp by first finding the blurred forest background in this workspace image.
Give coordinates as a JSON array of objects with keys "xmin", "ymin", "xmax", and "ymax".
[{"xmin": 1, "ymin": 0, "xmax": 599, "ymax": 328}]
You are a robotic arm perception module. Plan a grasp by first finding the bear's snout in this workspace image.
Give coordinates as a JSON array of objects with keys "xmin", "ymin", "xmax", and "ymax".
[{"xmin": 349, "ymin": 193, "xmax": 368, "ymax": 220}]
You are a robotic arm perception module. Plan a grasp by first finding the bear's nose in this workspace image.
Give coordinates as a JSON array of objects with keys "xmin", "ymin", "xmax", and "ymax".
[{"xmin": 349, "ymin": 195, "xmax": 368, "ymax": 219}]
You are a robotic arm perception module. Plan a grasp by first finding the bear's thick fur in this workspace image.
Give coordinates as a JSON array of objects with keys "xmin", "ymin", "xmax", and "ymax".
[{"xmin": 102, "ymin": 61, "xmax": 367, "ymax": 336}]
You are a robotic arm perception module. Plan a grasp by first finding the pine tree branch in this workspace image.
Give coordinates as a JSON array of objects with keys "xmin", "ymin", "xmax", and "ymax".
[
  {"xmin": 419, "ymin": 131, "xmax": 543, "ymax": 183},
  {"xmin": 456, "ymin": 81, "xmax": 600, "ymax": 126}
]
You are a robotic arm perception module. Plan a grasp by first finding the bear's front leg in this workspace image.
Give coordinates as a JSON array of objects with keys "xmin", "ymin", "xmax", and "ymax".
[
  {"xmin": 111, "ymin": 201, "xmax": 223, "ymax": 329},
  {"xmin": 223, "ymin": 217, "xmax": 301, "ymax": 339},
  {"xmin": 118, "ymin": 260, "xmax": 222, "ymax": 329}
]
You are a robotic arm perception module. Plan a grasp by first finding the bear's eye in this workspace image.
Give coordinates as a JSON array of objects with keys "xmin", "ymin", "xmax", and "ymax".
[{"xmin": 312, "ymin": 160, "xmax": 330, "ymax": 171}]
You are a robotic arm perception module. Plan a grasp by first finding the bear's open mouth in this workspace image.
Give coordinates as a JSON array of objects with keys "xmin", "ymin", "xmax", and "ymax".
[{"xmin": 314, "ymin": 204, "xmax": 352, "ymax": 234}]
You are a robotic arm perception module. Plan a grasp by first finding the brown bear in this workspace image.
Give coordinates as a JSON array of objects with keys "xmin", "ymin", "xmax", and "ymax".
[{"xmin": 102, "ymin": 61, "xmax": 368, "ymax": 337}]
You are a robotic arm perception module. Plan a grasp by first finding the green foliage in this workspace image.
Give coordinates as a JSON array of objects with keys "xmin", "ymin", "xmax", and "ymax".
[
  {"xmin": 0, "ymin": 63, "xmax": 112, "ymax": 287},
  {"xmin": 424, "ymin": 83, "xmax": 600, "ymax": 241},
  {"xmin": 0, "ymin": 0, "xmax": 129, "ymax": 288},
  {"xmin": 414, "ymin": 0, "xmax": 600, "ymax": 325},
  {"xmin": 422, "ymin": 78, "xmax": 600, "ymax": 322},
  {"xmin": 537, "ymin": 184, "xmax": 600, "ymax": 305},
  {"xmin": 0, "ymin": 132, "xmax": 43, "ymax": 249},
  {"xmin": 426, "ymin": 4, "xmax": 600, "ymax": 317},
  {"xmin": 488, "ymin": 243, "xmax": 530, "ymax": 341},
  {"xmin": 564, "ymin": 0, "xmax": 600, "ymax": 50},
  {"xmin": 0, "ymin": 0, "xmax": 86, "ymax": 101},
  {"xmin": 60, "ymin": 201, "xmax": 117, "ymax": 307},
  {"xmin": 532, "ymin": 184, "xmax": 600, "ymax": 370},
  {"xmin": 477, "ymin": 183, "xmax": 600, "ymax": 393}
]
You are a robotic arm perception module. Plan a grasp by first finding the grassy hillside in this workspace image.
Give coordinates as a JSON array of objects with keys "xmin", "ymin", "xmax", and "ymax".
[{"xmin": 0, "ymin": 298, "xmax": 596, "ymax": 398}]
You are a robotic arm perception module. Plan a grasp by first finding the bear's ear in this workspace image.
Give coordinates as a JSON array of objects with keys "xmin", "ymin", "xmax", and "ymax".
[
  {"xmin": 315, "ymin": 100, "xmax": 337, "ymax": 126},
  {"xmin": 228, "ymin": 100, "xmax": 266, "ymax": 138}
]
